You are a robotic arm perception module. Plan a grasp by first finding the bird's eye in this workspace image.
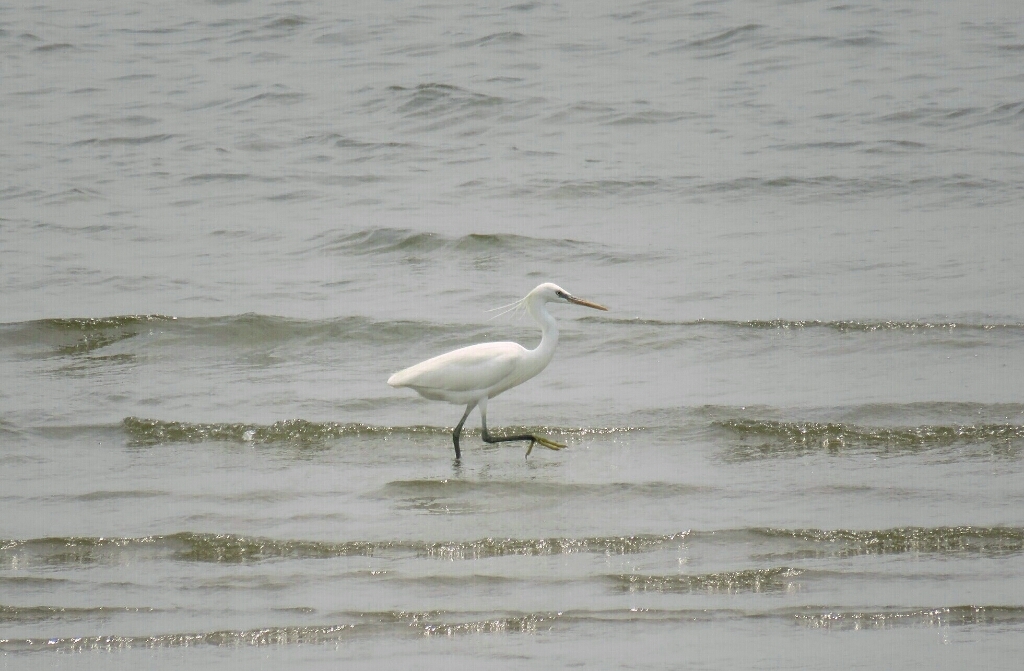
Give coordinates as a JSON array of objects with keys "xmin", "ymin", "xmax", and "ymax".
[{"xmin": 556, "ymin": 290, "xmax": 567, "ymax": 298}]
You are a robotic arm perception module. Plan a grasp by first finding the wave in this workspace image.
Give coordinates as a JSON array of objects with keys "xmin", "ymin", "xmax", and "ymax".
[
  {"xmin": 0, "ymin": 612, "xmax": 558, "ymax": 651},
  {"xmin": 5, "ymin": 312, "xmax": 1020, "ymax": 343},
  {"xmin": 541, "ymin": 178, "xmax": 664, "ymax": 199},
  {"xmin": 610, "ymin": 567, "xmax": 803, "ymax": 594},
  {"xmin": 455, "ymin": 31, "xmax": 527, "ymax": 48},
  {"xmin": 495, "ymin": 173, "xmax": 1017, "ymax": 203},
  {"xmin": 4, "ymin": 605, "xmax": 1021, "ymax": 651},
  {"xmin": 71, "ymin": 134, "xmax": 176, "ymax": 146},
  {"xmin": 15, "ymin": 409, "xmax": 1024, "ymax": 455},
  {"xmin": 376, "ymin": 478, "xmax": 698, "ymax": 500},
  {"xmin": 120, "ymin": 417, "xmax": 636, "ymax": 446},
  {"xmin": 663, "ymin": 23, "xmax": 764, "ymax": 53},
  {"xmin": 749, "ymin": 526, "xmax": 1024, "ymax": 558},
  {"xmin": 789, "ymin": 605, "xmax": 1024, "ymax": 630},
  {"xmin": 0, "ymin": 531, "xmax": 690, "ymax": 566},
  {"xmin": 305, "ymin": 226, "xmax": 650, "ymax": 264},
  {"xmin": 691, "ymin": 174, "xmax": 1009, "ymax": 203},
  {"xmin": 386, "ymin": 83, "xmax": 506, "ymax": 117},
  {"xmin": 584, "ymin": 317, "xmax": 1024, "ymax": 331},
  {"xmin": 31, "ymin": 42, "xmax": 75, "ymax": 53},
  {"xmin": 0, "ymin": 314, "xmax": 458, "ymax": 356},
  {"xmin": 0, "ymin": 605, "xmax": 153, "ymax": 624},
  {"xmin": 872, "ymin": 101, "xmax": 1024, "ymax": 130},
  {"xmin": 0, "ymin": 315, "xmax": 174, "ymax": 356},
  {"xmin": 4, "ymin": 527, "xmax": 1019, "ymax": 568},
  {"xmin": 4, "ymin": 312, "xmax": 1020, "ymax": 360},
  {"xmin": 715, "ymin": 418, "xmax": 1024, "ymax": 458},
  {"xmin": 0, "ymin": 624, "xmax": 364, "ymax": 652},
  {"xmin": 122, "ymin": 417, "xmax": 438, "ymax": 446}
]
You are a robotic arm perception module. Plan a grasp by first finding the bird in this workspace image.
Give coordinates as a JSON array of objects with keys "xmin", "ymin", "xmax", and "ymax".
[{"xmin": 388, "ymin": 283, "xmax": 608, "ymax": 459}]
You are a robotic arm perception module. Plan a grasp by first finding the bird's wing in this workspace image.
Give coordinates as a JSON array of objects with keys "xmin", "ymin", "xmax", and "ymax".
[{"xmin": 388, "ymin": 342, "xmax": 524, "ymax": 393}]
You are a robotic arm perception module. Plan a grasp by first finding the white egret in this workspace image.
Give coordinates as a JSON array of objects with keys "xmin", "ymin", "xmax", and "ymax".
[{"xmin": 388, "ymin": 283, "xmax": 608, "ymax": 459}]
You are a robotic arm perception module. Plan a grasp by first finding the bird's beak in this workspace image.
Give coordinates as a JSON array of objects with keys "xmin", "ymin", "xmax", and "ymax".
[{"xmin": 567, "ymin": 295, "xmax": 608, "ymax": 311}]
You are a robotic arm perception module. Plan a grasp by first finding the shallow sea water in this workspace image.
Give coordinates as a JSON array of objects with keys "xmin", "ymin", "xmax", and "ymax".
[{"xmin": 2, "ymin": 0, "xmax": 1024, "ymax": 668}]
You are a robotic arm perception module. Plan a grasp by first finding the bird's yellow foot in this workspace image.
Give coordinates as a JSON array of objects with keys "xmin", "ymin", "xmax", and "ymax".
[
  {"xmin": 537, "ymin": 435, "xmax": 566, "ymax": 450},
  {"xmin": 525, "ymin": 435, "xmax": 566, "ymax": 457}
]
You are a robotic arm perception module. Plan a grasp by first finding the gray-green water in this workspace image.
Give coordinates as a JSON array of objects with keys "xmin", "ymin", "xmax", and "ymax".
[{"xmin": 2, "ymin": 0, "xmax": 1024, "ymax": 668}]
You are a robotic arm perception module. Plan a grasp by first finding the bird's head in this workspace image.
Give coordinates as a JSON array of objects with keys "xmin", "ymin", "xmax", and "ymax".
[{"xmin": 530, "ymin": 283, "xmax": 608, "ymax": 311}]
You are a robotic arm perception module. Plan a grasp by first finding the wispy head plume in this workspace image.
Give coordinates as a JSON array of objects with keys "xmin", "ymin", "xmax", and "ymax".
[{"xmin": 485, "ymin": 297, "xmax": 526, "ymax": 321}]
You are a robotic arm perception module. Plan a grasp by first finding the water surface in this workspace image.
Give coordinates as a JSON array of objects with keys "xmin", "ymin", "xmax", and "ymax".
[{"xmin": 2, "ymin": 0, "xmax": 1023, "ymax": 668}]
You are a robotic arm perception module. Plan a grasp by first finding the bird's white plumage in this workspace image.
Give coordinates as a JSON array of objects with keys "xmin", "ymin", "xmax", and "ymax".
[
  {"xmin": 387, "ymin": 341, "xmax": 525, "ymax": 400},
  {"xmin": 387, "ymin": 282, "xmax": 608, "ymax": 458}
]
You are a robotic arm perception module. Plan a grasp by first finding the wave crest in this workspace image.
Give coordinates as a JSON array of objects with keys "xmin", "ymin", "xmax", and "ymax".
[{"xmin": 716, "ymin": 418, "xmax": 1024, "ymax": 457}]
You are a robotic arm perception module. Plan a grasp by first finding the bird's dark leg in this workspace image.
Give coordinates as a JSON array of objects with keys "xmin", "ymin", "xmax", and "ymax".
[
  {"xmin": 478, "ymin": 397, "xmax": 565, "ymax": 458},
  {"xmin": 452, "ymin": 402, "xmax": 476, "ymax": 460}
]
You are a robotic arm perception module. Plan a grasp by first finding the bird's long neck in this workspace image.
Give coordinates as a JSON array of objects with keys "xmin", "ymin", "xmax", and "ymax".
[{"xmin": 526, "ymin": 299, "xmax": 558, "ymax": 366}]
